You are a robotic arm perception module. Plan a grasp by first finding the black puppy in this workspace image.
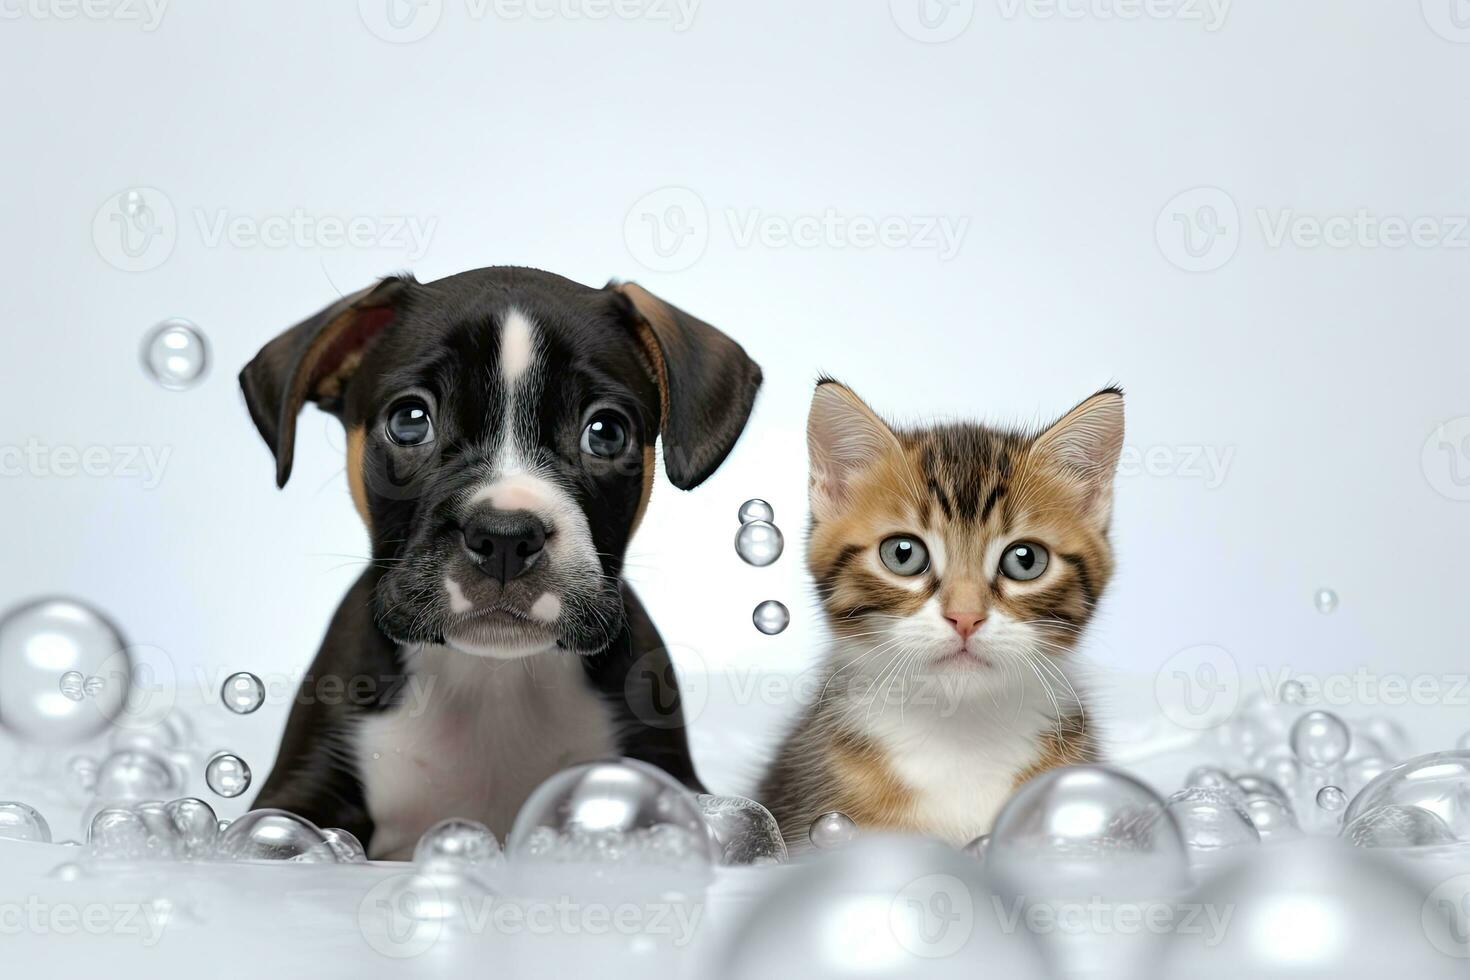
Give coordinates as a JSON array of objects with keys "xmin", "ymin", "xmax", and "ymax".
[{"xmin": 239, "ymin": 267, "xmax": 761, "ymax": 859}]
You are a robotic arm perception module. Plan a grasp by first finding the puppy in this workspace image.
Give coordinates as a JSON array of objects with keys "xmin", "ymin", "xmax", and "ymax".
[{"xmin": 239, "ymin": 267, "xmax": 762, "ymax": 859}]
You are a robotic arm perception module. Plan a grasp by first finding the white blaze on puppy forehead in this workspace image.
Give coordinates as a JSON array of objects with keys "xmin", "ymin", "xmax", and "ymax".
[{"xmin": 499, "ymin": 308, "xmax": 536, "ymax": 384}]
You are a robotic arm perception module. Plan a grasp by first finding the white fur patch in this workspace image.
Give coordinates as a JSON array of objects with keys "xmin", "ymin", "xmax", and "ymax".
[
  {"xmin": 355, "ymin": 644, "xmax": 618, "ymax": 859},
  {"xmin": 444, "ymin": 577, "xmax": 473, "ymax": 614},
  {"xmin": 529, "ymin": 592, "xmax": 562, "ymax": 622},
  {"xmin": 499, "ymin": 308, "xmax": 536, "ymax": 384}
]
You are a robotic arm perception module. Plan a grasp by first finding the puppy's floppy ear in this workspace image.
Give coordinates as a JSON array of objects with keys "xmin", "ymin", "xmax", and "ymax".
[
  {"xmin": 239, "ymin": 275, "xmax": 413, "ymax": 488},
  {"xmin": 609, "ymin": 281, "xmax": 763, "ymax": 490}
]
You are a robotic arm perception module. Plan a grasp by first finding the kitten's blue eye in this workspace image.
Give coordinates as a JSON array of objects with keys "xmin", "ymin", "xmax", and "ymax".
[
  {"xmin": 879, "ymin": 536, "xmax": 930, "ymax": 576},
  {"xmin": 386, "ymin": 399, "xmax": 434, "ymax": 446},
  {"xmin": 999, "ymin": 541, "xmax": 1049, "ymax": 581}
]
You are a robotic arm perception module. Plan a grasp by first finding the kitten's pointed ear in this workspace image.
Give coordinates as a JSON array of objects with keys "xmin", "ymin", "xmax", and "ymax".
[
  {"xmin": 1032, "ymin": 387, "xmax": 1125, "ymax": 526},
  {"xmin": 807, "ymin": 379, "xmax": 903, "ymax": 523},
  {"xmin": 239, "ymin": 275, "xmax": 413, "ymax": 489}
]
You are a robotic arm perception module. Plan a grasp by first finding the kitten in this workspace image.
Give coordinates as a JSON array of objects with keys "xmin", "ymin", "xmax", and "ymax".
[{"xmin": 758, "ymin": 379, "xmax": 1123, "ymax": 849}]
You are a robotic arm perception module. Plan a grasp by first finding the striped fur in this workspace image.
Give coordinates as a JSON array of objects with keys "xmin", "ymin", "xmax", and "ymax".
[{"xmin": 759, "ymin": 380, "xmax": 1122, "ymax": 849}]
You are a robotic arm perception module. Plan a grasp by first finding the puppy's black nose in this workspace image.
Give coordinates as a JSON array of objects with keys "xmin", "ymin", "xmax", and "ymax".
[{"xmin": 461, "ymin": 509, "xmax": 547, "ymax": 583}]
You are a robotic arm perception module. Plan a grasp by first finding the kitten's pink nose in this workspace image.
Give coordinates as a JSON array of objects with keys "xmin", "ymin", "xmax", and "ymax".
[{"xmin": 945, "ymin": 612, "xmax": 986, "ymax": 640}]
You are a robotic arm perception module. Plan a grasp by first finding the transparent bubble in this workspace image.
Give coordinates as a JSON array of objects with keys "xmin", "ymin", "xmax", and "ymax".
[
  {"xmin": 988, "ymin": 765, "xmax": 1187, "ymax": 900},
  {"xmin": 1156, "ymin": 840, "xmax": 1463, "ymax": 978},
  {"xmin": 384, "ymin": 868, "xmax": 493, "ymax": 925},
  {"xmin": 737, "ymin": 498, "xmax": 774, "ymax": 524},
  {"xmin": 83, "ymin": 674, "xmax": 105, "ymax": 697},
  {"xmin": 1340, "ymin": 749, "xmax": 1470, "ymax": 839},
  {"xmin": 1232, "ymin": 772, "xmax": 1289, "ymax": 804},
  {"xmin": 962, "ymin": 833, "xmax": 990, "ymax": 859},
  {"xmin": 1243, "ymin": 797, "xmax": 1300, "ymax": 842},
  {"xmin": 1251, "ymin": 754, "xmax": 1302, "ymax": 799},
  {"xmin": 164, "ymin": 797, "xmax": 219, "ymax": 859},
  {"xmin": 95, "ymin": 748, "xmax": 177, "ymax": 800},
  {"xmin": 140, "ymin": 319, "xmax": 209, "ymax": 391},
  {"xmin": 696, "ymin": 793, "xmax": 787, "ymax": 865},
  {"xmin": 413, "ymin": 817, "xmax": 502, "ymax": 872},
  {"xmin": 808, "ymin": 811, "xmax": 859, "ymax": 850},
  {"xmin": 59, "ymin": 670, "xmax": 85, "ymax": 702},
  {"xmin": 1290, "ymin": 710, "xmax": 1352, "ymax": 768},
  {"xmin": 1345, "ymin": 756, "xmax": 1390, "ymax": 796},
  {"xmin": 734, "ymin": 520, "xmax": 784, "ymax": 567},
  {"xmin": 1278, "ymin": 679, "xmax": 1306, "ymax": 705},
  {"xmin": 215, "ymin": 808, "xmax": 338, "ymax": 863},
  {"xmin": 220, "ymin": 672, "xmax": 265, "ymax": 715},
  {"xmin": 322, "ymin": 827, "xmax": 367, "ymax": 863},
  {"xmin": 507, "ymin": 758, "xmax": 716, "ymax": 872},
  {"xmin": 1213, "ymin": 715, "xmax": 1268, "ymax": 759},
  {"xmin": 1316, "ymin": 786, "xmax": 1347, "ymax": 811},
  {"xmin": 0, "ymin": 597, "xmax": 130, "ymax": 744},
  {"xmin": 0, "ymin": 802, "xmax": 52, "ymax": 843},
  {"xmin": 1313, "ymin": 587, "xmax": 1339, "ymax": 613},
  {"xmin": 1165, "ymin": 788, "xmax": 1259, "ymax": 852},
  {"xmin": 87, "ymin": 806, "xmax": 152, "ymax": 859},
  {"xmin": 205, "ymin": 751, "xmax": 252, "ymax": 798},
  {"xmin": 1343, "ymin": 804, "xmax": 1458, "ymax": 848},
  {"xmin": 1184, "ymin": 765, "xmax": 1237, "ymax": 794},
  {"xmin": 751, "ymin": 600, "xmax": 790, "ymax": 636},
  {"xmin": 718, "ymin": 835, "xmax": 1045, "ymax": 980}
]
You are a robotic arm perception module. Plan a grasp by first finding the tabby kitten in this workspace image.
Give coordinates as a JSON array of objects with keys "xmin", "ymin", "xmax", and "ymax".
[{"xmin": 759, "ymin": 379, "xmax": 1124, "ymax": 849}]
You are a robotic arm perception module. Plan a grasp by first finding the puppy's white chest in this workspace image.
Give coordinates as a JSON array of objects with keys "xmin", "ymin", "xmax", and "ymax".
[{"xmin": 355, "ymin": 645, "xmax": 617, "ymax": 860}]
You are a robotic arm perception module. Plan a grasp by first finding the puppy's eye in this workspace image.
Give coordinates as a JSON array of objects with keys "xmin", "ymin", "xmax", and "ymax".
[
  {"xmin": 879, "ymin": 536, "xmax": 930, "ymax": 576},
  {"xmin": 999, "ymin": 541, "xmax": 1049, "ymax": 581},
  {"xmin": 580, "ymin": 412, "xmax": 629, "ymax": 458},
  {"xmin": 386, "ymin": 399, "xmax": 434, "ymax": 446}
]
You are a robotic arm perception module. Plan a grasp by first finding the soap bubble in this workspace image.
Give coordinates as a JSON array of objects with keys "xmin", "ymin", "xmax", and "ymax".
[
  {"xmin": 0, "ymin": 802, "xmax": 52, "ymax": 843},
  {"xmin": 220, "ymin": 672, "xmax": 265, "ymax": 715},
  {"xmin": 716, "ymin": 835, "xmax": 1045, "ymax": 980},
  {"xmin": 1345, "ymin": 756, "xmax": 1391, "ymax": 796},
  {"xmin": 1313, "ymin": 587, "xmax": 1339, "ymax": 613},
  {"xmin": 1344, "ymin": 804, "xmax": 1458, "ymax": 848},
  {"xmin": 87, "ymin": 806, "xmax": 152, "ymax": 859},
  {"xmin": 751, "ymin": 600, "xmax": 790, "ymax": 635},
  {"xmin": 988, "ymin": 765, "xmax": 1187, "ymax": 899},
  {"xmin": 205, "ymin": 751, "xmax": 252, "ymax": 798},
  {"xmin": 1316, "ymin": 785, "xmax": 1347, "ymax": 812},
  {"xmin": 734, "ymin": 520, "xmax": 784, "ymax": 566},
  {"xmin": 962, "ymin": 834, "xmax": 990, "ymax": 859},
  {"xmin": 322, "ymin": 827, "xmax": 367, "ymax": 863},
  {"xmin": 83, "ymin": 674, "xmax": 105, "ymax": 697},
  {"xmin": 737, "ymin": 498, "xmax": 774, "ymax": 524},
  {"xmin": 1278, "ymin": 678, "xmax": 1307, "ymax": 705},
  {"xmin": 0, "ymin": 597, "xmax": 130, "ymax": 744},
  {"xmin": 1165, "ymin": 788, "xmax": 1259, "ymax": 852},
  {"xmin": 164, "ymin": 798, "xmax": 220, "ymax": 859},
  {"xmin": 95, "ymin": 748, "xmax": 177, "ymax": 800},
  {"xmin": 1232, "ymin": 772, "xmax": 1289, "ymax": 804},
  {"xmin": 507, "ymin": 758, "xmax": 716, "ymax": 871},
  {"xmin": 1156, "ymin": 840, "xmax": 1463, "ymax": 978},
  {"xmin": 141, "ymin": 319, "xmax": 209, "ymax": 390},
  {"xmin": 1340, "ymin": 749, "xmax": 1470, "ymax": 839},
  {"xmin": 413, "ymin": 817, "xmax": 502, "ymax": 872},
  {"xmin": 1183, "ymin": 765, "xmax": 1239, "ymax": 795},
  {"xmin": 697, "ymin": 793, "xmax": 787, "ymax": 865},
  {"xmin": 1244, "ymin": 797, "xmax": 1300, "ymax": 841},
  {"xmin": 59, "ymin": 670, "xmax": 85, "ymax": 701},
  {"xmin": 216, "ymin": 808, "xmax": 339, "ymax": 863},
  {"xmin": 1290, "ymin": 710, "xmax": 1352, "ymax": 768},
  {"xmin": 808, "ymin": 811, "xmax": 859, "ymax": 850}
]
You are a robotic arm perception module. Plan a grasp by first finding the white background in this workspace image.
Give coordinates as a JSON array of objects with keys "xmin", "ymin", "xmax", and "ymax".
[{"xmin": 2, "ymin": 0, "xmax": 1469, "ymax": 801}]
